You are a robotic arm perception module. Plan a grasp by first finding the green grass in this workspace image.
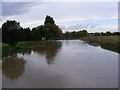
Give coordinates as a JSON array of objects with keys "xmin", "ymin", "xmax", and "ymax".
[
  {"xmin": 16, "ymin": 41, "xmax": 47, "ymax": 48},
  {"xmin": 81, "ymin": 36, "xmax": 120, "ymax": 53},
  {"xmin": 97, "ymin": 36, "xmax": 119, "ymax": 42},
  {"xmin": 0, "ymin": 43, "xmax": 10, "ymax": 48},
  {"xmin": 0, "ymin": 43, "xmax": 11, "ymax": 59},
  {"xmin": 2, "ymin": 41, "xmax": 48, "ymax": 58}
]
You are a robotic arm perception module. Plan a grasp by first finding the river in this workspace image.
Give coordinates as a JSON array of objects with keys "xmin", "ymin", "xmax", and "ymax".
[{"xmin": 2, "ymin": 40, "xmax": 118, "ymax": 88}]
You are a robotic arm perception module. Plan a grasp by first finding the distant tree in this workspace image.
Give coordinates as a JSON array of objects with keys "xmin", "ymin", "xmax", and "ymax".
[
  {"xmin": 78, "ymin": 30, "xmax": 88, "ymax": 37},
  {"xmin": 94, "ymin": 32, "xmax": 101, "ymax": 36},
  {"xmin": 106, "ymin": 31, "xmax": 111, "ymax": 36},
  {"xmin": 63, "ymin": 30, "xmax": 88, "ymax": 39},
  {"xmin": 114, "ymin": 32, "xmax": 120, "ymax": 35},
  {"xmin": 71, "ymin": 31, "xmax": 77, "ymax": 38},
  {"xmin": 44, "ymin": 15, "xmax": 55, "ymax": 25},
  {"xmin": 64, "ymin": 31, "xmax": 72, "ymax": 38},
  {"xmin": 101, "ymin": 32, "xmax": 105, "ymax": 36},
  {"xmin": 81, "ymin": 30, "xmax": 88, "ymax": 36}
]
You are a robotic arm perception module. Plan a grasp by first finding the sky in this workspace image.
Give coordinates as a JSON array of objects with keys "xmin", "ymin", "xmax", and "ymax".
[{"xmin": 0, "ymin": 0, "xmax": 119, "ymax": 33}]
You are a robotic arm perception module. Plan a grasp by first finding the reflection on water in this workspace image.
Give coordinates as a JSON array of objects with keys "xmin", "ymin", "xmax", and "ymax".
[
  {"xmin": 2, "ymin": 41, "xmax": 62, "ymax": 80},
  {"xmin": 2, "ymin": 40, "xmax": 118, "ymax": 88},
  {"xmin": 32, "ymin": 41, "xmax": 62, "ymax": 64},
  {"xmin": 2, "ymin": 56, "xmax": 26, "ymax": 80}
]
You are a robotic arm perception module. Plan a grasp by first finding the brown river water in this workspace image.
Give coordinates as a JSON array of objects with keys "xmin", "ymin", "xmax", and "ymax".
[{"xmin": 2, "ymin": 40, "xmax": 118, "ymax": 88}]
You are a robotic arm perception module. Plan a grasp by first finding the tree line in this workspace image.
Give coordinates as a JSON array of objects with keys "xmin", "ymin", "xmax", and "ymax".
[
  {"xmin": 2, "ymin": 16, "xmax": 63, "ymax": 45},
  {"xmin": 90, "ymin": 31, "xmax": 120, "ymax": 36},
  {"xmin": 1, "ymin": 15, "xmax": 120, "ymax": 46},
  {"xmin": 63, "ymin": 30, "xmax": 120, "ymax": 39}
]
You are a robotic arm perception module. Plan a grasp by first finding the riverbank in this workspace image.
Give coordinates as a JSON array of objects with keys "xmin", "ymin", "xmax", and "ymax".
[
  {"xmin": 2, "ymin": 36, "xmax": 120, "ymax": 57},
  {"xmin": 81, "ymin": 36, "xmax": 120, "ymax": 53},
  {"xmin": 2, "ymin": 41, "xmax": 52, "ymax": 58}
]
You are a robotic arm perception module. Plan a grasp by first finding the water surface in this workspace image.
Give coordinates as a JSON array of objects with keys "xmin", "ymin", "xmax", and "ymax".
[{"xmin": 2, "ymin": 40, "xmax": 118, "ymax": 88}]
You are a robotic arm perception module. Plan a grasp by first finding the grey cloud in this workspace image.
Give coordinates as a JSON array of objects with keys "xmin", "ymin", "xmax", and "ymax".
[
  {"xmin": 2, "ymin": 2, "xmax": 38, "ymax": 16},
  {"xmin": 2, "ymin": 2, "xmax": 117, "ymax": 20},
  {"xmin": 1, "ymin": 2, "xmax": 117, "ymax": 33}
]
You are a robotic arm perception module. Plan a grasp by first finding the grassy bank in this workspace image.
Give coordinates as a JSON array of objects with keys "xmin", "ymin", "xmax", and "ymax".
[
  {"xmin": 2, "ymin": 41, "xmax": 49, "ymax": 58},
  {"xmin": 81, "ymin": 36, "xmax": 120, "ymax": 53}
]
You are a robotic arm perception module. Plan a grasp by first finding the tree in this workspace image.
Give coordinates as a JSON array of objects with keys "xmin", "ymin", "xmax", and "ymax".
[
  {"xmin": 44, "ymin": 23, "xmax": 62, "ymax": 39},
  {"xmin": 2, "ymin": 20, "xmax": 21, "ymax": 45},
  {"xmin": 32, "ymin": 26, "xmax": 43, "ymax": 40},
  {"xmin": 43, "ymin": 15, "xmax": 62, "ymax": 39},
  {"xmin": 64, "ymin": 31, "xmax": 72, "ymax": 38},
  {"xmin": 94, "ymin": 32, "xmax": 101, "ymax": 36},
  {"xmin": 78, "ymin": 30, "xmax": 88, "ymax": 37},
  {"xmin": 23, "ymin": 28, "xmax": 32, "ymax": 41},
  {"xmin": 106, "ymin": 31, "xmax": 111, "ymax": 36},
  {"xmin": 44, "ymin": 15, "xmax": 55, "ymax": 25}
]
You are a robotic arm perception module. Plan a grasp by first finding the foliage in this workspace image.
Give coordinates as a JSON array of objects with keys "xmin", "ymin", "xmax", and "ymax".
[
  {"xmin": 32, "ymin": 26, "xmax": 43, "ymax": 40},
  {"xmin": 92, "ymin": 31, "xmax": 120, "ymax": 36},
  {"xmin": 32, "ymin": 16, "xmax": 62, "ymax": 40},
  {"xmin": 63, "ymin": 30, "xmax": 88, "ymax": 39},
  {"xmin": 44, "ymin": 15, "xmax": 55, "ymax": 25},
  {"xmin": 44, "ymin": 23, "xmax": 62, "ymax": 39},
  {"xmin": 2, "ymin": 20, "xmax": 32, "ymax": 46},
  {"xmin": 1, "ymin": 16, "xmax": 120, "ymax": 46},
  {"xmin": 2, "ymin": 20, "xmax": 21, "ymax": 45},
  {"xmin": 2, "ymin": 16, "xmax": 62, "ymax": 45}
]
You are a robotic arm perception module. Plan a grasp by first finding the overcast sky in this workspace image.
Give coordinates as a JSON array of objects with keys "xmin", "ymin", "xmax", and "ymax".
[{"xmin": 0, "ymin": 1, "xmax": 118, "ymax": 32}]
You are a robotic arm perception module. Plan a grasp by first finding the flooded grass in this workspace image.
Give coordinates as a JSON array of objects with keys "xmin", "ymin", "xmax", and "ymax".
[
  {"xmin": 16, "ymin": 41, "xmax": 47, "ymax": 48},
  {"xmin": 81, "ymin": 36, "xmax": 120, "ymax": 53},
  {"xmin": 2, "ymin": 41, "xmax": 47, "ymax": 58},
  {"xmin": 2, "ymin": 40, "xmax": 61, "ymax": 58}
]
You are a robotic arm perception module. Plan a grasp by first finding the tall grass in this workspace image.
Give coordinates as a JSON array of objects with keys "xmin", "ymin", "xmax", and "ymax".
[{"xmin": 81, "ymin": 36, "xmax": 120, "ymax": 53}]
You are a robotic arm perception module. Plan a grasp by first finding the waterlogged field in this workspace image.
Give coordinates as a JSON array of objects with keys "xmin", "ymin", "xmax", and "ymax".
[
  {"xmin": 2, "ymin": 40, "xmax": 118, "ymax": 88},
  {"xmin": 81, "ymin": 36, "xmax": 120, "ymax": 53}
]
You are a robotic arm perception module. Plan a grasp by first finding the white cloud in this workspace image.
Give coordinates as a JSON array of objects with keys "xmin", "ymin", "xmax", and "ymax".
[
  {"xmin": 59, "ymin": 23, "xmax": 98, "ymax": 30},
  {"xmin": 2, "ymin": 2, "xmax": 118, "ymax": 24},
  {"xmin": 1, "ymin": 2, "xmax": 118, "ymax": 33},
  {"xmin": 59, "ymin": 23, "xmax": 118, "ymax": 33},
  {"xmin": 90, "ymin": 25, "xmax": 118, "ymax": 33}
]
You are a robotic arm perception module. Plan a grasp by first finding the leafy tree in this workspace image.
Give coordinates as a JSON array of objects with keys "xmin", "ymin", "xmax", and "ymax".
[
  {"xmin": 2, "ymin": 20, "xmax": 32, "ymax": 45},
  {"xmin": 106, "ymin": 31, "xmax": 111, "ymax": 36},
  {"xmin": 63, "ymin": 30, "xmax": 88, "ymax": 39},
  {"xmin": 2, "ymin": 20, "xmax": 21, "ymax": 45},
  {"xmin": 32, "ymin": 25, "xmax": 44, "ymax": 40},
  {"xmin": 64, "ymin": 31, "xmax": 72, "ymax": 38},
  {"xmin": 81, "ymin": 30, "xmax": 88, "ymax": 37},
  {"xmin": 101, "ymin": 32, "xmax": 105, "ymax": 36},
  {"xmin": 77, "ymin": 30, "xmax": 88, "ymax": 37},
  {"xmin": 113, "ymin": 32, "xmax": 120, "ymax": 35},
  {"xmin": 44, "ymin": 15, "xmax": 55, "ymax": 25},
  {"xmin": 23, "ymin": 28, "xmax": 32, "ymax": 41},
  {"xmin": 36, "ymin": 25, "xmax": 45, "ymax": 37},
  {"xmin": 94, "ymin": 32, "xmax": 101, "ymax": 36},
  {"xmin": 43, "ymin": 15, "xmax": 63, "ymax": 39},
  {"xmin": 44, "ymin": 23, "xmax": 62, "ymax": 39}
]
